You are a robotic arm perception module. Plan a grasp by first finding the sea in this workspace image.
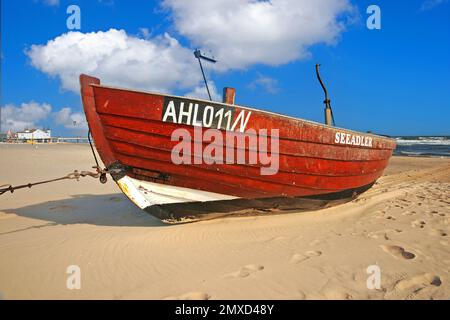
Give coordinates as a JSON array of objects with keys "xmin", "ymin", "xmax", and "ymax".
[{"xmin": 394, "ymin": 136, "xmax": 450, "ymax": 158}]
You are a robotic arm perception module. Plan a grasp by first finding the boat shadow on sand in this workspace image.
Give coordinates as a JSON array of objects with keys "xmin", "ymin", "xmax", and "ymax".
[
  {"xmin": 2, "ymin": 193, "xmax": 167, "ymax": 229},
  {"xmin": 3, "ymin": 192, "xmax": 344, "ymax": 229},
  {"xmin": 3, "ymin": 182, "xmax": 373, "ymax": 229}
]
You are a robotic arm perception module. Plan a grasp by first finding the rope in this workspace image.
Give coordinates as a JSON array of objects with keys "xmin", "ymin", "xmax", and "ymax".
[
  {"xmin": 1, "ymin": 131, "xmax": 108, "ymax": 196},
  {"xmin": 88, "ymin": 129, "xmax": 101, "ymax": 169},
  {"xmin": 0, "ymin": 169, "xmax": 104, "ymax": 196}
]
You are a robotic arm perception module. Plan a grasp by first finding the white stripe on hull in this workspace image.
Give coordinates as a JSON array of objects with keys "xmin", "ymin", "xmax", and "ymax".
[{"xmin": 116, "ymin": 175, "xmax": 238, "ymax": 209}]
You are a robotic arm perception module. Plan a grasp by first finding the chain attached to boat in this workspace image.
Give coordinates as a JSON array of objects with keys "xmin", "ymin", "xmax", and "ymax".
[{"xmin": 0, "ymin": 167, "xmax": 108, "ymax": 196}]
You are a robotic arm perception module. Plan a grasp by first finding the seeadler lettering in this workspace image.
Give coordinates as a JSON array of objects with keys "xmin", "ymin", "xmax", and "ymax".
[{"xmin": 335, "ymin": 132, "xmax": 373, "ymax": 147}]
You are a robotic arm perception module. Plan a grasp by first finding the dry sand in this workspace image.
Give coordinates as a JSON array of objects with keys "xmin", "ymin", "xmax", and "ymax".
[{"xmin": 0, "ymin": 143, "xmax": 449, "ymax": 300}]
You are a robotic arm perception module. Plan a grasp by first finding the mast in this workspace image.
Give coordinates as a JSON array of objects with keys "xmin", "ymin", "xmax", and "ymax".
[{"xmin": 194, "ymin": 49, "xmax": 217, "ymax": 101}]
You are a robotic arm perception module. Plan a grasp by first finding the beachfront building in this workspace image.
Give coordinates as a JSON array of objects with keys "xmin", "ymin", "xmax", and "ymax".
[{"xmin": 16, "ymin": 129, "xmax": 52, "ymax": 143}]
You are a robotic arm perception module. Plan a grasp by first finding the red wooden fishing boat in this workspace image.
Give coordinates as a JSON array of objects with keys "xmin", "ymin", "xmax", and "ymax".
[{"xmin": 80, "ymin": 73, "xmax": 396, "ymax": 223}]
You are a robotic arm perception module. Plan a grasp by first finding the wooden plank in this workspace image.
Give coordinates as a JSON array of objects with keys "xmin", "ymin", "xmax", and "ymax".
[
  {"xmin": 99, "ymin": 115, "xmax": 393, "ymax": 161},
  {"xmin": 81, "ymin": 75, "xmax": 396, "ymax": 202},
  {"xmin": 92, "ymin": 86, "xmax": 396, "ymax": 150}
]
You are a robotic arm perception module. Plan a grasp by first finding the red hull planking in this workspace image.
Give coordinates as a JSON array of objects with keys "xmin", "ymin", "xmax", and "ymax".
[{"xmin": 80, "ymin": 74, "xmax": 396, "ymax": 200}]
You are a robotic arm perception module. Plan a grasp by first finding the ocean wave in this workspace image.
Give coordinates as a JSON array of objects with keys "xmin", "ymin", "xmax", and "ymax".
[
  {"xmin": 396, "ymin": 136, "xmax": 449, "ymax": 140},
  {"xmin": 396, "ymin": 150, "xmax": 450, "ymax": 157},
  {"xmin": 395, "ymin": 138, "xmax": 450, "ymax": 146},
  {"xmin": 394, "ymin": 136, "xmax": 450, "ymax": 157}
]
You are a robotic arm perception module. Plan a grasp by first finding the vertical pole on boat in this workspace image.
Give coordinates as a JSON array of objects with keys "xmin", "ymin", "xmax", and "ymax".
[
  {"xmin": 315, "ymin": 64, "xmax": 335, "ymax": 126},
  {"xmin": 194, "ymin": 49, "xmax": 217, "ymax": 101},
  {"xmin": 222, "ymin": 87, "xmax": 236, "ymax": 104}
]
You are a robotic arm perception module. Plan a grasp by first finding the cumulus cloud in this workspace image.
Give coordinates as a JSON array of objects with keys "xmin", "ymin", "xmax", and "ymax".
[
  {"xmin": 163, "ymin": 0, "xmax": 355, "ymax": 69},
  {"xmin": 1, "ymin": 102, "xmax": 52, "ymax": 132},
  {"xmin": 27, "ymin": 1, "xmax": 354, "ymax": 99},
  {"xmin": 184, "ymin": 81, "xmax": 221, "ymax": 101},
  {"xmin": 248, "ymin": 73, "xmax": 280, "ymax": 94},
  {"xmin": 27, "ymin": 29, "xmax": 202, "ymax": 93},
  {"xmin": 1, "ymin": 102, "xmax": 88, "ymax": 135},
  {"xmin": 53, "ymin": 107, "xmax": 88, "ymax": 133}
]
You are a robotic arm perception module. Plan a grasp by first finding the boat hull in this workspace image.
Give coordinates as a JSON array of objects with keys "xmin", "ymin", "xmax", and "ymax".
[{"xmin": 80, "ymin": 74, "xmax": 396, "ymax": 223}]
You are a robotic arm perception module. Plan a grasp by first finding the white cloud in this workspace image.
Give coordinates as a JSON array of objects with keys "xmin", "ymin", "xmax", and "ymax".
[
  {"xmin": 27, "ymin": 29, "xmax": 202, "ymax": 93},
  {"xmin": 184, "ymin": 81, "xmax": 221, "ymax": 101},
  {"xmin": 53, "ymin": 107, "xmax": 88, "ymax": 133},
  {"xmin": 0, "ymin": 102, "xmax": 88, "ymax": 135},
  {"xmin": 163, "ymin": 0, "xmax": 355, "ymax": 69},
  {"xmin": 1, "ymin": 102, "xmax": 52, "ymax": 132},
  {"xmin": 248, "ymin": 73, "xmax": 279, "ymax": 93},
  {"xmin": 27, "ymin": 2, "xmax": 355, "ymax": 100}
]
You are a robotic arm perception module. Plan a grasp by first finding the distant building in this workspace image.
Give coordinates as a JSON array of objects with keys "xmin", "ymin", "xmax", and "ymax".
[{"xmin": 16, "ymin": 129, "xmax": 51, "ymax": 142}]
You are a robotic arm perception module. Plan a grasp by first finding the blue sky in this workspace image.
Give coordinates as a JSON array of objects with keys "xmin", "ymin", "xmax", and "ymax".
[{"xmin": 1, "ymin": 0, "xmax": 449, "ymax": 137}]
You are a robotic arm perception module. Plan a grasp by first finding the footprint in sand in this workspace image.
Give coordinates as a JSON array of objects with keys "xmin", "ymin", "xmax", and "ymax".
[
  {"xmin": 290, "ymin": 250, "xmax": 322, "ymax": 264},
  {"xmin": 368, "ymin": 229, "xmax": 402, "ymax": 240},
  {"xmin": 411, "ymin": 220, "xmax": 426, "ymax": 228},
  {"xmin": 402, "ymin": 211, "xmax": 415, "ymax": 216},
  {"xmin": 391, "ymin": 273, "xmax": 442, "ymax": 299},
  {"xmin": 226, "ymin": 264, "xmax": 264, "ymax": 278},
  {"xmin": 164, "ymin": 291, "xmax": 210, "ymax": 300},
  {"xmin": 428, "ymin": 229, "xmax": 448, "ymax": 237},
  {"xmin": 395, "ymin": 274, "xmax": 441, "ymax": 291},
  {"xmin": 381, "ymin": 245, "xmax": 415, "ymax": 260}
]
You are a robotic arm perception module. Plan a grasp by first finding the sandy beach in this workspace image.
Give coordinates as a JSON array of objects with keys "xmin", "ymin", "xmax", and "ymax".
[{"xmin": 0, "ymin": 143, "xmax": 449, "ymax": 300}]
